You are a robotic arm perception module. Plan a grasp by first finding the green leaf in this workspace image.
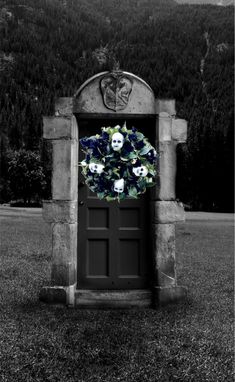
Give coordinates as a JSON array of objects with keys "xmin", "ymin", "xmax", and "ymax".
[
  {"xmin": 139, "ymin": 144, "xmax": 151, "ymax": 155},
  {"xmin": 128, "ymin": 186, "xmax": 138, "ymax": 198},
  {"xmin": 146, "ymin": 182, "xmax": 155, "ymax": 188},
  {"xmin": 148, "ymin": 168, "xmax": 156, "ymax": 176},
  {"xmin": 106, "ymin": 195, "xmax": 116, "ymax": 202},
  {"xmin": 136, "ymin": 132, "xmax": 144, "ymax": 141},
  {"xmin": 97, "ymin": 192, "xmax": 105, "ymax": 199}
]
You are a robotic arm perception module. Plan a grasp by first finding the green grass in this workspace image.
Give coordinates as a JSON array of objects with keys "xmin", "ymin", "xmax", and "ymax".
[{"xmin": 0, "ymin": 209, "xmax": 234, "ymax": 382}]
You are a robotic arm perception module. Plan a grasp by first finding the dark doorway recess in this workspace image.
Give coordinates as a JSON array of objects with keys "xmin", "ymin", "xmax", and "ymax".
[{"xmin": 77, "ymin": 118, "xmax": 155, "ymax": 290}]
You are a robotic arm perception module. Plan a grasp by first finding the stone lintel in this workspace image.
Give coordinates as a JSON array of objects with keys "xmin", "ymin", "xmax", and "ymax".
[
  {"xmin": 152, "ymin": 223, "xmax": 176, "ymax": 287},
  {"xmin": 156, "ymin": 99, "xmax": 176, "ymax": 116},
  {"xmin": 42, "ymin": 200, "xmax": 77, "ymax": 223},
  {"xmin": 172, "ymin": 118, "xmax": 187, "ymax": 143},
  {"xmin": 43, "ymin": 115, "xmax": 78, "ymax": 140},
  {"xmin": 52, "ymin": 139, "xmax": 78, "ymax": 200},
  {"xmin": 54, "ymin": 97, "xmax": 73, "ymax": 117},
  {"xmin": 153, "ymin": 286, "xmax": 187, "ymax": 307},
  {"xmin": 151, "ymin": 201, "xmax": 185, "ymax": 223}
]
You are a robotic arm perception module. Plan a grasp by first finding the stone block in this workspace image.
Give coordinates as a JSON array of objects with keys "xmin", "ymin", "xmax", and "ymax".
[
  {"xmin": 41, "ymin": 140, "xmax": 53, "ymax": 200},
  {"xmin": 157, "ymin": 114, "xmax": 172, "ymax": 142},
  {"xmin": 172, "ymin": 118, "xmax": 187, "ymax": 143},
  {"xmin": 153, "ymin": 286, "xmax": 187, "ymax": 307},
  {"xmin": 51, "ymin": 262, "xmax": 76, "ymax": 286},
  {"xmin": 75, "ymin": 289, "xmax": 152, "ymax": 309},
  {"xmin": 151, "ymin": 201, "xmax": 185, "ymax": 223},
  {"xmin": 54, "ymin": 97, "xmax": 73, "ymax": 117},
  {"xmin": 39, "ymin": 286, "xmax": 67, "ymax": 304},
  {"xmin": 43, "ymin": 115, "xmax": 78, "ymax": 140},
  {"xmin": 151, "ymin": 142, "xmax": 176, "ymax": 201},
  {"xmin": 42, "ymin": 201, "xmax": 77, "ymax": 223},
  {"xmin": 52, "ymin": 222, "xmax": 77, "ymax": 264},
  {"xmin": 52, "ymin": 139, "xmax": 78, "ymax": 200},
  {"xmin": 152, "ymin": 223, "xmax": 176, "ymax": 287},
  {"xmin": 156, "ymin": 99, "xmax": 176, "ymax": 116}
]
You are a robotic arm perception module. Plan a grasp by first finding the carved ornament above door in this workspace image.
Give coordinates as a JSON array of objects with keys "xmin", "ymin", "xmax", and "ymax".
[{"xmin": 100, "ymin": 71, "xmax": 133, "ymax": 112}]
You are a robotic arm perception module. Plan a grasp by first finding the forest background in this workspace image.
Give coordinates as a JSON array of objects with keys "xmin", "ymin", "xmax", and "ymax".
[{"xmin": 0, "ymin": 0, "xmax": 234, "ymax": 211}]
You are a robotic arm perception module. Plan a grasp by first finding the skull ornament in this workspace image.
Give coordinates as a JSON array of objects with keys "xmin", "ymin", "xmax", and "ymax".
[
  {"xmin": 133, "ymin": 165, "xmax": 148, "ymax": 177},
  {"xmin": 89, "ymin": 163, "xmax": 104, "ymax": 174},
  {"xmin": 114, "ymin": 178, "xmax": 124, "ymax": 193},
  {"xmin": 111, "ymin": 132, "xmax": 124, "ymax": 151}
]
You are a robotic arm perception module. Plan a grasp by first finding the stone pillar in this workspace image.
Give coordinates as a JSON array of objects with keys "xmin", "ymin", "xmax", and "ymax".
[
  {"xmin": 152, "ymin": 99, "xmax": 187, "ymax": 307},
  {"xmin": 39, "ymin": 98, "xmax": 78, "ymax": 306}
]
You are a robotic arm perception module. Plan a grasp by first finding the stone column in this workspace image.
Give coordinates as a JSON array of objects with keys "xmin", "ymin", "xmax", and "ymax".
[
  {"xmin": 152, "ymin": 99, "xmax": 187, "ymax": 306},
  {"xmin": 39, "ymin": 98, "xmax": 78, "ymax": 306}
]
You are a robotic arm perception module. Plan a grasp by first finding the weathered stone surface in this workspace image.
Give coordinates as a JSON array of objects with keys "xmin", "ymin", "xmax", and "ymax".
[
  {"xmin": 156, "ymin": 99, "xmax": 176, "ymax": 116},
  {"xmin": 152, "ymin": 223, "xmax": 176, "ymax": 287},
  {"xmin": 75, "ymin": 289, "xmax": 152, "ymax": 309},
  {"xmin": 151, "ymin": 201, "xmax": 185, "ymax": 223},
  {"xmin": 153, "ymin": 286, "xmax": 187, "ymax": 307},
  {"xmin": 152, "ymin": 141, "xmax": 176, "ymax": 201},
  {"xmin": 51, "ymin": 262, "xmax": 76, "ymax": 286},
  {"xmin": 157, "ymin": 114, "xmax": 172, "ymax": 142},
  {"xmin": 73, "ymin": 71, "xmax": 155, "ymax": 115},
  {"xmin": 39, "ymin": 286, "xmax": 67, "ymax": 304},
  {"xmin": 172, "ymin": 118, "xmax": 187, "ymax": 143},
  {"xmin": 52, "ymin": 139, "xmax": 78, "ymax": 200},
  {"xmin": 43, "ymin": 201, "xmax": 77, "ymax": 223},
  {"xmin": 43, "ymin": 115, "xmax": 78, "ymax": 140},
  {"xmin": 41, "ymin": 140, "xmax": 53, "ymax": 200},
  {"xmin": 52, "ymin": 222, "xmax": 77, "ymax": 264},
  {"xmin": 54, "ymin": 97, "xmax": 73, "ymax": 117}
]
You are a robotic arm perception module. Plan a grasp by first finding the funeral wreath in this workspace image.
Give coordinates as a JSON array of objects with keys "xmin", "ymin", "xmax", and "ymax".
[{"xmin": 79, "ymin": 123, "xmax": 157, "ymax": 201}]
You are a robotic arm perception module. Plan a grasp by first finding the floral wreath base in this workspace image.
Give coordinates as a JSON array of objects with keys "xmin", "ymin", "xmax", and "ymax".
[{"xmin": 79, "ymin": 123, "xmax": 157, "ymax": 201}]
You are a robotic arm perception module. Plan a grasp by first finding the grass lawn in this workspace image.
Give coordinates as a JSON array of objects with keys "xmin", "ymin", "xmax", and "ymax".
[{"xmin": 0, "ymin": 208, "xmax": 234, "ymax": 382}]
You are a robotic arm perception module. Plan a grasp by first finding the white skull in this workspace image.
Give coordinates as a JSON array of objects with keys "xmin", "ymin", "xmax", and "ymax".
[
  {"xmin": 114, "ymin": 178, "xmax": 124, "ymax": 193},
  {"xmin": 89, "ymin": 163, "xmax": 104, "ymax": 174},
  {"xmin": 133, "ymin": 165, "xmax": 148, "ymax": 177},
  {"xmin": 111, "ymin": 132, "xmax": 124, "ymax": 151}
]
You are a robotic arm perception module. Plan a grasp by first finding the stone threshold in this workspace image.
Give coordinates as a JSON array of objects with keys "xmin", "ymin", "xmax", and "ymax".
[{"xmin": 75, "ymin": 289, "xmax": 153, "ymax": 309}]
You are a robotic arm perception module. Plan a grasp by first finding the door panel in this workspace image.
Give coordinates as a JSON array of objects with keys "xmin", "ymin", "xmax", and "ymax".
[{"xmin": 77, "ymin": 120, "xmax": 153, "ymax": 290}]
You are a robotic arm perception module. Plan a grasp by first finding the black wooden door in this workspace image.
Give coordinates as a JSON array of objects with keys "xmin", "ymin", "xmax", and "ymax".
[{"xmin": 77, "ymin": 120, "xmax": 152, "ymax": 290}]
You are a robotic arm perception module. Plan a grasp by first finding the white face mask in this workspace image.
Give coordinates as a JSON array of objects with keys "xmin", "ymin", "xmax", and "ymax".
[
  {"xmin": 89, "ymin": 163, "xmax": 104, "ymax": 174},
  {"xmin": 133, "ymin": 165, "xmax": 148, "ymax": 177},
  {"xmin": 114, "ymin": 178, "xmax": 124, "ymax": 193},
  {"xmin": 111, "ymin": 132, "xmax": 124, "ymax": 151}
]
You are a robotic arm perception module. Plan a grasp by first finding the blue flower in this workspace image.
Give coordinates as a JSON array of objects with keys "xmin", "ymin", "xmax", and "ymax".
[
  {"xmin": 135, "ymin": 140, "xmax": 145, "ymax": 150},
  {"xmin": 129, "ymin": 133, "xmax": 137, "ymax": 142},
  {"xmin": 92, "ymin": 147, "xmax": 101, "ymax": 158},
  {"xmin": 80, "ymin": 137, "xmax": 98, "ymax": 150},
  {"xmin": 101, "ymin": 131, "xmax": 109, "ymax": 140},
  {"xmin": 122, "ymin": 141, "xmax": 133, "ymax": 154},
  {"xmin": 131, "ymin": 127, "xmax": 137, "ymax": 133}
]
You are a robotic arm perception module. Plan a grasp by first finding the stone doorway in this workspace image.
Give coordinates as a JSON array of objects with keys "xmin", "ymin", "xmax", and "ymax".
[{"xmin": 40, "ymin": 71, "xmax": 188, "ymax": 308}]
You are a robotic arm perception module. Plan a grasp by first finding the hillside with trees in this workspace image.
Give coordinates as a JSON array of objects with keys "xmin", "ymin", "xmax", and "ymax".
[{"xmin": 0, "ymin": 0, "xmax": 233, "ymax": 211}]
